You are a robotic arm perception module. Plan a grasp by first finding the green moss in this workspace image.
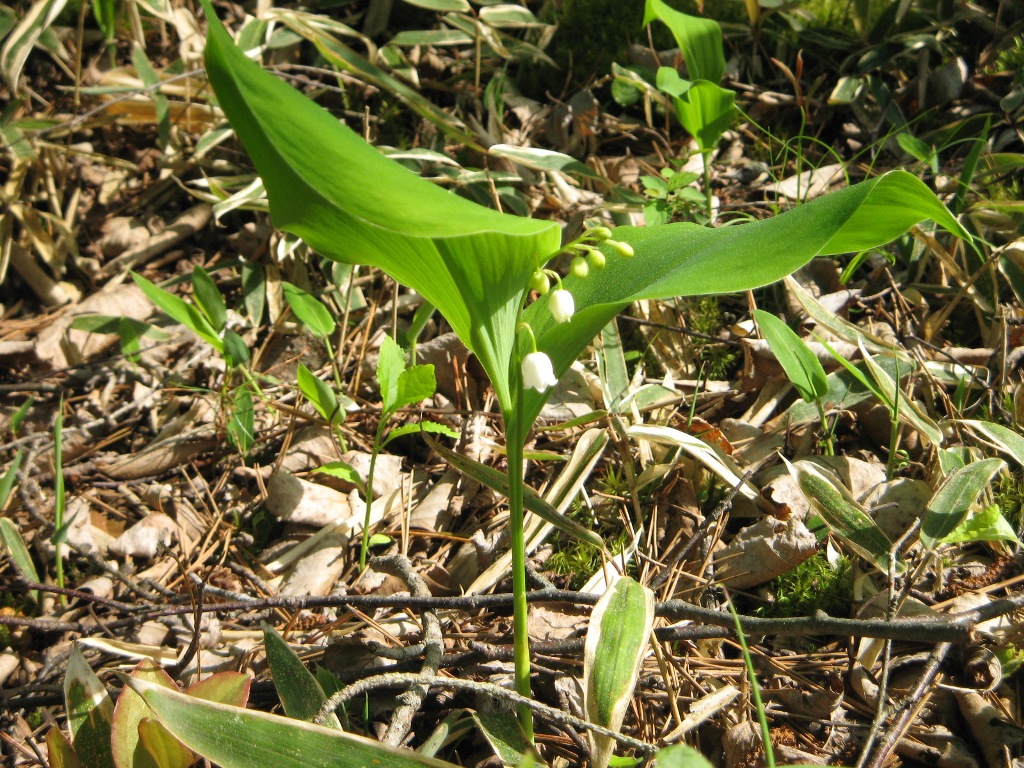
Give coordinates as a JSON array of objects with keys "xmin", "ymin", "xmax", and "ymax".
[{"xmin": 757, "ymin": 553, "xmax": 852, "ymax": 619}]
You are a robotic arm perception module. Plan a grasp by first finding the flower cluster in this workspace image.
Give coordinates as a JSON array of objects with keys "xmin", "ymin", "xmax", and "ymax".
[{"xmin": 518, "ymin": 225, "xmax": 634, "ymax": 393}]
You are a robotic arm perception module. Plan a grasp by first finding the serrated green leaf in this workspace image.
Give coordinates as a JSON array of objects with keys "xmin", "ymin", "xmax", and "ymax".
[
  {"xmin": 313, "ymin": 461, "xmax": 365, "ymax": 490},
  {"xmin": 395, "ymin": 364, "xmax": 436, "ymax": 411},
  {"xmin": 383, "ymin": 420, "xmax": 460, "ymax": 447},
  {"xmin": 752, "ymin": 309, "xmax": 828, "ymax": 403},
  {"xmin": 942, "ymin": 504, "xmax": 1020, "ymax": 545},
  {"xmin": 920, "ymin": 458, "xmax": 1004, "ymax": 549}
]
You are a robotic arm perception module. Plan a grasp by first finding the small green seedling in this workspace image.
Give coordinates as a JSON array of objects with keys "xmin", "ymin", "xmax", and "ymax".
[
  {"xmin": 645, "ymin": 0, "xmax": 737, "ymax": 219},
  {"xmin": 752, "ymin": 309, "xmax": 832, "ymax": 454},
  {"xmin": 133, "ymin": 266, "xmax": 259, "ymax": 453}
]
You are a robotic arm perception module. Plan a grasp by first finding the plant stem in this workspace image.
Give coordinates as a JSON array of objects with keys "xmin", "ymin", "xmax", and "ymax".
[
  {"xmin": 815, "ymin": 398, "xmax": 834, "ymax": 456},
  {"xmin": 359, "ymin": 420, "xmax": 388, "ymax": 570},
  {"xmin": 728, "ymin": 596, "xmax": 775, "ymax": 768},
  {"xmin": 702, "ymin": 152, "xmax": 713, "ymax": 221},
  {"xmin": 505, "ymin": 395, "xmax": 534, "ymax": 741}
]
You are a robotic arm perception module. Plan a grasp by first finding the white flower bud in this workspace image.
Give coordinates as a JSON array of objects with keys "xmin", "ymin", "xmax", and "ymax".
[
  {"xmin": 588, "ymin": 226, "xmax": 613, "ymax": 241},
  {"xmin": 609, "ymin": 240, "xmax": 634, "ymax": 258},
  {"xmin": 549, "ymin": 289, "xmax": 575, "ymax": 324},
  {"xmin": 522, "ymin": 351, "xmax": 558, "ymax": 393}
]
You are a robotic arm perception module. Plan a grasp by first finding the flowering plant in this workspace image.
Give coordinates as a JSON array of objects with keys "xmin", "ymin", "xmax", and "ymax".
[{"xmin": 198, "ymin": 0, "xmax": 968, "ymax": 739}]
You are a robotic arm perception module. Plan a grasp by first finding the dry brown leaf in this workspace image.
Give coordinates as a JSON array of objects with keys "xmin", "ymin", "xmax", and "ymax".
[{"xmin": 715, "ymin": 515, "xmax": 818, "ymax": 589}]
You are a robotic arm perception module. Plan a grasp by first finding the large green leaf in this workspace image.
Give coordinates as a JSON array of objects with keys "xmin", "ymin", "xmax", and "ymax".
[
  {"xmin": 643, "ymin": 0, "xmax": 725, "ymax": 83},
  {"xmin": 202, "ymin": 2, "xmax": 559, "ymax": 409},
  {"xmin": 125, "ymin": 678, "xmax": 462, "ymax": 768},
  {"xmin": 656, "ymin": 68, "xmax": 736, "ymax": 152},
  {"xmin": 520, "ymin": 170, "xmax": 969, "ymax": 433}
]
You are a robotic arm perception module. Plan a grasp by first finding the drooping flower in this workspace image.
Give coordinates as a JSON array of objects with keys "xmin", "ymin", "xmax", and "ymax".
[
  {"xmin": 549, "ymin": 289, "xmax": 575, "ymax": 324},
  {"xmin": 522, "ymin": 351, "xmax": 558, "ymax": 392}
]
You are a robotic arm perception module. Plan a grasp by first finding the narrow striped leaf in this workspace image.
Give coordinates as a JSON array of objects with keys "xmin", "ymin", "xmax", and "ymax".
[
  {"xmin": 787, "ymin": 459, "xmax": 901, "ymax": 574},
  {"xmin": 921, "ymin": 458, "xmax": 1004, "ymax": 550},
  {"xmin": 584, "ymin": 576, "xmax": 655, "ymax": 768}
]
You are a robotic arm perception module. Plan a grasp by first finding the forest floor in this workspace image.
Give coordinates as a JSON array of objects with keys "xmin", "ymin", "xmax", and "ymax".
[{"xmin": 2, "ymin": 2, "xmax": 1024, "ymax": 767}]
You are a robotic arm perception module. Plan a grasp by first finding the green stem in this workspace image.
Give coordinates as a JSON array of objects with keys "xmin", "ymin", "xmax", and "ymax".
[
  {"xmin": 702, "ymin": 152, "xmax": 713, "ymax": 221},
  {"xmin": 815, "ymin": 398, "xmax": 834, "ymax": 456},
  {"xmin": 729, "ymin": 596, "xmax": 775, "ymax": 768},
  {"xmin": 359, "ymin": 420, "xmax": 388, "ymax": 571},
  {"xmin": 505, "ymin": 394, "xmax": 534, "ymax": 741}
]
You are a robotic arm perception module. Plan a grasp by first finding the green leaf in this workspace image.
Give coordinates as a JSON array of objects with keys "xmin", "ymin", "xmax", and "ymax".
[
  {"xmin": 64, "ymin": 645, "xmax": 115, "ymax": 767},
  {"xmin": 643, "ymin": 0, "xmax": 725, "ymax": 82},
  {"xmin": 396, "ymin": 364, "xmax": 437, "ymax": 411},
  {"xmin": 391, "ymin": 29, "xmax": 475, "ymax": 46},
  {"xmin": 47, "ymin": 727, "xmax": 82, "ymax": 768},
  {"xmin": 377, "ymin": 335, "xmax": 406, "ymax": 415},
  {"xmin": 488, "ymin": 144, "xmax": 599, "ymax": 179},
  {"xmin": 920, "ymin": 458, "xmax": 1004, "ymax": 550},
  {"xmin": 470, "ymin": 711, "xmax": 530, "ymax": 767},
  {"xmin": 654, "ymin": 745, "xmax": 714, "ymax": 768},
  {"xmin": 584, "ymin": 576, "xmax": 655, "ymax": 768},
  {"xmin": 0, "ymin": 447, "xmax": 23, "ymax": 511},
  {"xmin": 859, "ymin": 340, "xmax": 944, "ymax": 446},
  {"xmin": 0, "ymin": 0, "xmax": 68, "ymax": 91},
  {"xmin": 111, "ymin": 659, "xmax": 188, "ymax": 768},
  {"xmin": 297, "ymin": 363, "xmax": 343, "ymax": 427},
  {"xmin": 787, "ymin": 459, "xmax": 901, "ymax": 574},
  {"xmin": 283, "ymin": 282, "xmax": 336, "ymax": 339},
  {"xmin": 383, "ymin": 420, "xmax": 460, "ymax": 447},
  {"xmin": 0, "ymin": 496, "xmax": 41, "ymax": 603},
  {"xmin": 227, "ymin": 386, "xmax": 255, "ymax": 454},
  {"xmin": 263, "ymin": 623, "xmax": 342, "ymax": 729},
  {"xmin": 313, "ymin": 461, "xmax": 365, "ymax": 492},
  {"xmin": 401, "ymin": 0, "xmax": 470, "ymax": 11},
  {"xmin": 11, "ymin": 397, "xmax": 32, "ymax": 434},
  {"xmin": 132, "ymin": 272, "xmax": 223, "ymax": 352},
  {"xmin": 426, "ymin": 436, "xmax": 604, "ymax": 548},
  {"xmin": 191, "ymin": 267, "xmax": 227, "ymax": 333},
  {"xmin": 223, "ymin": 330, "xmax": 251, "ymax": 366},
  {"xmin": 942, "ymin": 504, "xmax": 1020, "ymax": 545},
  {"xmin": 962, "ymin": 420, "xmax": 1024, "ymax": 466},
  {"xmin": 131, "ymin": 43, "xmax": 170, "ymax": 149},
  {"xmin": 751, "ymin": 310, "xmax": 828, "ymax": 403},
  {"xmin": 521, "ymin": 171, "xmax": 969, "ymax": 436},
  {"xmin": 202, "ymin": 3, "xmax": 560, "ymax": 410},
  {"xmin": 124, "ymin": 678, "xmax": 463, "ymax": 768},
  {"xmin": 241, "ymin": 261, "xmax": 266, "ymax": 324},
  {"xmin": 656, "ymin": 69, "xmax": 736, "ymax": 152}
]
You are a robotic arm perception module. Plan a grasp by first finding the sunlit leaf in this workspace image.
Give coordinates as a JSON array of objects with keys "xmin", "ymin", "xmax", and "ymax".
[
  {"xmin": 125, "ymin": 678, "xmax": 462, "ymax": 768},
  {"xmin": 920, "ymin": 458, "xmax": 1004, "ymax": 550}
]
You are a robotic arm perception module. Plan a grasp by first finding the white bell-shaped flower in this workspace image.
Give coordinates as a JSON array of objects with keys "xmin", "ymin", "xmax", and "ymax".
[
  {"xmin": 549, "ymin": 289, "xmax": 575, "ymax": 324},
  {"xmin": 522, "ymin": 351, "xmax": 558, "ymax": 393}
]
